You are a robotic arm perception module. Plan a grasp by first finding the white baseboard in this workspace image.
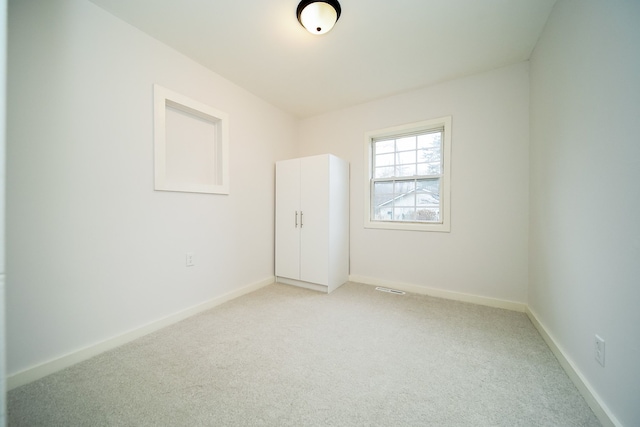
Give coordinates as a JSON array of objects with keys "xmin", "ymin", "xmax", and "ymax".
[
  {"xmin": 525, "ymin": 307, "xmax": 621, "ymax": 427},
  {"xmin": 349, "ymin": 275, "xmax": 526, "ymax": 312},
  {"xmin": 7, "ymin": 276, "xmax": 275, "ymax": 391}
]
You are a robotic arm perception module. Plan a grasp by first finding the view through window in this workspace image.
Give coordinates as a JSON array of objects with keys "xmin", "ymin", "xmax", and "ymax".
[{"xmin": 372, "ymin": 129, "xmax": 443, "ymax": 223}]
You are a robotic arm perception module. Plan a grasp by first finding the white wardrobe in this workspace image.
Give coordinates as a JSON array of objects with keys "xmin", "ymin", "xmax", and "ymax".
[{"xmin": 275, "ymin": 154, "xmax": 349, "ymax": 293}]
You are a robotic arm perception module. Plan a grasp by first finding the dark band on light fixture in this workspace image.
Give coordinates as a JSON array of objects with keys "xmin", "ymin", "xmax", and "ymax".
[
  {"xmin": 296, "ymin": 0, "xmax": 342, "ymax": 24},
  {"xmin": 296, "ymin": 0, "xmax": 342, "ymax": 35}
]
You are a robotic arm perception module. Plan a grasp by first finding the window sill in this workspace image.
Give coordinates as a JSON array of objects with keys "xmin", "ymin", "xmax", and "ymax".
[{"xmin": 364, "ymin": 219, "xmax": 450, "ymax": 232}]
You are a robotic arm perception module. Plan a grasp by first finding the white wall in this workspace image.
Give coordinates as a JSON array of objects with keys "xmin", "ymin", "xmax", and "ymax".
[
  {"xmin": 529, "ymin": 1, "xmax": 640, "ymax": 426},
  {"xmin": 0, "ymin": 0, "xmax": 6, "ymax": 422},
  {"xmin": 299, "ymin": 63, "xmax": 530, "ymax": 305},
  {"xmin": 6, "ymin": 0, "xmax": 296, "ymax": 376}
]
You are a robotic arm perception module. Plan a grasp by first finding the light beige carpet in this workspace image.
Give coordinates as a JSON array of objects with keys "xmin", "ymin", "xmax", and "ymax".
[{"xmin": 8, "ymin": 282, "xmax": 600, "ymax": 426}]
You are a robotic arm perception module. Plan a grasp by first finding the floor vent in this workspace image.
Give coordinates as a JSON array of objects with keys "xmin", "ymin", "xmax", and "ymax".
[{"xmin": 375, "ymin": 287, "xmax": 406, "ymax": 295}]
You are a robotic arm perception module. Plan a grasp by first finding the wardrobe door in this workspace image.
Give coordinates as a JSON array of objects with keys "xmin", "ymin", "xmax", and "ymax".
[
  {"xmin": 299, "ymin": 155, "xmax": 330, "ymax": 286},
  {"xmin": 275, "ymin": 159, "xmax": 301, "ymax": 280}
]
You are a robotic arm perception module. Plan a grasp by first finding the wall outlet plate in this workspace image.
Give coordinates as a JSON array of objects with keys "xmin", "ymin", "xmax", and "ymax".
[{"xmin": 186, "ymin": 252, "xmax": 195, "ymax": 267}]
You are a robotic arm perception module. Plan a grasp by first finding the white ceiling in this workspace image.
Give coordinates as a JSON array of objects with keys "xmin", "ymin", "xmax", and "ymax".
[{"xmin": 88, "ymin": 0, "xmax": 557, "ymax": 118}]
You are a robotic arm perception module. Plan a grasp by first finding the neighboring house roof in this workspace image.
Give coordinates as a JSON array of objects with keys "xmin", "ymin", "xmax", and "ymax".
[{"xmin": 376, "ymin": 188, "xmax": 439, "ymax": 209}]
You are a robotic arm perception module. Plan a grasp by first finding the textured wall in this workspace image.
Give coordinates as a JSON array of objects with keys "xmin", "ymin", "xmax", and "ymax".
[
  {"xmin": 7, "ymin": 0, "xmax": 296, "ymax": 375},
  {"xmin": 529, "ymin": 1, "xmax": 640, "ymax": 425},
  {"xmin": 299, "ymin": 63, "xmax": 530, "ymax": 305}
]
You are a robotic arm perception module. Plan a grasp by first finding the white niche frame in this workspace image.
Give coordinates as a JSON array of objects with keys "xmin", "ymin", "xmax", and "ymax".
[{"xmin": 153, "ymin": 84, "xmax": 229, "ymax": 195}]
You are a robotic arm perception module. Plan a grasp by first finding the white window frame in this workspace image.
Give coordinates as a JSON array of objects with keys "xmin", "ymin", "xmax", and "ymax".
[
  {"xmin": 364, "ymin": 116, "xmax": 451, "ymax": 232},
  {"xmin": 154, "ymin": 84, "xmax": 230, "ymax": 195}
]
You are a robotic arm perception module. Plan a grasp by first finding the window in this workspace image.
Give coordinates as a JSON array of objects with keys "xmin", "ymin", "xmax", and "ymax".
[{"xmin": 364, "ymin": 117, "xmax": 451, "ymax": 232}]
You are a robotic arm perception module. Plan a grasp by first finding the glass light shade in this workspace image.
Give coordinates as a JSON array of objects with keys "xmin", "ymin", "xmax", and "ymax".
[{"xmin": 299, "ymin": 2, "xmax": 339, "ymax": 35}]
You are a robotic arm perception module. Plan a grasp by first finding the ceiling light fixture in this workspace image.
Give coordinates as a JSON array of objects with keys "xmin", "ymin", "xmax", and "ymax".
[{"xmin": 296, "ymin": 0, "xmax": 341, "ymax": 35}]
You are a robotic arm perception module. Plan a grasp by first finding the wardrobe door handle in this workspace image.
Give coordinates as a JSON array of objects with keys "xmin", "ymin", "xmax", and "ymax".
[
  {"xmin": 295, "ymin": 211, "xmax": 298, "ymax": 228},
  {"xmin": 300, "ymin": 211, "xmax": 304, "ymax": 228}
]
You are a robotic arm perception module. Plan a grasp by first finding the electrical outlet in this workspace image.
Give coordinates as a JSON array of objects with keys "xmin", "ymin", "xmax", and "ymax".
[
  {"xmin": 186, "ymin": 252, "xmax": 195, "ymax": 267},
  {"xmin": 594, "ymin": 335, "xmax": 605, "ymax": 367}
]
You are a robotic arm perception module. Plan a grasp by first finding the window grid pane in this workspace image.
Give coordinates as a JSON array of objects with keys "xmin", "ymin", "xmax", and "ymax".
[{"xmin": 372, "ymin": 178, "xmax": 440, "ymax": 223}]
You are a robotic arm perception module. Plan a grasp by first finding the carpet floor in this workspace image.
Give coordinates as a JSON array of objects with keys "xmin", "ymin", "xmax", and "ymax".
[{"xmin": 8, "ymin": 282, "xmax": 600, "ymax": 426}]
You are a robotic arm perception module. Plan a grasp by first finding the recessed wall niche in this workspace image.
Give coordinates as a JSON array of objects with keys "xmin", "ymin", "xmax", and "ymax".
[{"xmin": 153, "ymin": 84, "xmax": 229, "ymax": 194}]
